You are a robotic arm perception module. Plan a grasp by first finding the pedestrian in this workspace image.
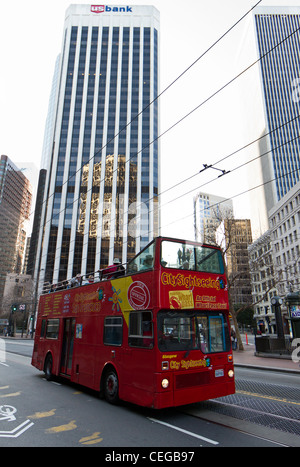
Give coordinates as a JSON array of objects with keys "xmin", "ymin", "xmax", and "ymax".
[
  {"xmin": 70, "ymin": 274, "xmax": 82, "ymax": 287},
  {"xmin": 231, "ymin": 328, "xmax": 237, "ymax": 350},
  {"xmin": 102, "ymin": 259, "xmax": 124, "ymax": 279}
]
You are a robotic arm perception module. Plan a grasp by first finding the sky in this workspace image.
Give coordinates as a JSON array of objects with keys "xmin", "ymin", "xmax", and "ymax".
[{"xmin": 1, "ymin": 0, "xmax": 299, "ymax": 241}]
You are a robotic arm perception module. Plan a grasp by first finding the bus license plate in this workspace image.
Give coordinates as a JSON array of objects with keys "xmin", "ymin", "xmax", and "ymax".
[{"xmin": 215, "ymin": 369, "xmax": 224, "ymax": 377}]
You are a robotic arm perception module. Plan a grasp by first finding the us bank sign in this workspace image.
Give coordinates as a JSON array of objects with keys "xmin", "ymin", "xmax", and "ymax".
[{"xmin": 91, "ymin": 5, "xmax": 133, "ymax": 13}]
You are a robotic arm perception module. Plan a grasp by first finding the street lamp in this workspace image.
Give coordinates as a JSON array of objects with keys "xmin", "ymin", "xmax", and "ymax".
[
  {"xmin": 271, "ymin": 297, "xmax": 283, "ymax": 306},
  {"xmin": 271, "ymin": 296, "xmax": 284, "ymax": 339}
]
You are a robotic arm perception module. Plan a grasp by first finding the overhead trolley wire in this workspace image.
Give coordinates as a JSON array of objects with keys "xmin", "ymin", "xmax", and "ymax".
[
  {"xmin": 165, "ymin": 131, "xmax": 300, "ymax": 210},
  {"xmin": 97, "ymin": 17, "xmax": 300, "ymax": 237},
  {"xmin": 30, "ymin": 10, "xmax": 300, "ymax": 275},
  {"xmin": 158, "ymin": 165, "xmax": 300, "ymax": 235},
  {"xmin": 36, "ymin": 141, "xmax": 300, "ymax": 277},
  {"xmin": 85, "ymin": 25, "xmax": 300, "ymax": 256},
  {"xmin": 157, "ymin": 115, "xmax": 300, "ymax": 209},
  {"xmin": 29, "ymin": 0, "xmax": 262, "ymax": 222},
  {"xmin": 28, "ymin": 1, "xmax": 263, "ymax": 276},
  {"xmin": 32, "ymin": 1, "xmax": 300, "ymax": 277},
  {"xmin": 32, "ymin": 112, "xmax": 300, "ymax": 275},
  {"xmin": 40, "ymin": 3, "xmax": 297, "ymax": 239}
]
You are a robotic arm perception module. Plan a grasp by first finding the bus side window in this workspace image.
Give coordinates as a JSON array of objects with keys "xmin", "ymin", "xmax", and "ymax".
[
  {"xmin": 40, "ymin": 319, "xmax": 47, "ymax": 338},
  {"xmin": 129, "ymin": 311, "xmax": 153, "ymax": 348},
  {"xmin": 103, "ymin": 317, "xmax": 123, "ymax": 346},
  {"xmin": 46, "ymin": 319, "xmax": 60, "ymax": 339}
]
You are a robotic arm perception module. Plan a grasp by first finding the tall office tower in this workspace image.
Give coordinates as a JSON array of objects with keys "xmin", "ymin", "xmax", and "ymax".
[
  {"xmin": 245, "ymin": 6, "xmax": 300, "ymax": 237},
  {"xmin": 36, "ymin": 5, "xmax": 160, "ymax": 290},
  {"xmin": 193, "ymin": 192, "xmax": 233, "ymax": 243},
  {"xmin": 255, "ymin": 6, "xmax": 300, "ymax": 199},
  {"xmin": 0, "ymin": 155, "xmax": 32, "ymax": 308}
]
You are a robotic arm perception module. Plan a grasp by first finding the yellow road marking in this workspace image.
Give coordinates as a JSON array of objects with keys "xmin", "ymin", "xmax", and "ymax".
[
  {"xmin": 0, "ymin": 392, "xmax": 21, "ymax": 398},
  {"xmin": 28, "ymin": 409, "xmax": 56, "ymax": 419},
  {"xmin": 237, "ymin": 390, "xmax": 300, "ymax": 406},
  {"xmin": 46, "ymin": 420, "xmax": 77, "ymax": 433},
  {"xmin": 0, "ymin": 386, "xmax": 9, "ymax": 390},
  {"xmin": 79, "ymin": 432, "xmax": 103, "ymax": 445}
]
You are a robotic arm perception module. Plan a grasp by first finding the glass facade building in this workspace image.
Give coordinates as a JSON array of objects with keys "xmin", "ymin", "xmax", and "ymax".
[
  {"xmin": 35, "ymin": 5, "xmax": 160, "ymax": 290},
  {"xmin": 254, "ymin": 6, "xmax": 300, "ymax": 201},
  {"xmin": 0, "ymin": 155, "xmax": 32, "ymax": 302},
  {"xmin": 193, "ymin": 192, "xmax": 233, "ymax": 243}
]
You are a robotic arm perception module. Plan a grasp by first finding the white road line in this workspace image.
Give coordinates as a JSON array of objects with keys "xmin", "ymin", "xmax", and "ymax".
[
  {"xmin": 4, "ymin": 341, "xmax": 33, "ymax": 346},
  {"xmin": 148, "ymin": 417, "xmax": 219, "ymax": 445},
  {"xmin": 42, "ymin": 378, "xmax": 61, "ymax": 385},
  {"xmin": 0, "ymin": 419, "xmax": 34, "ymax": 438}
]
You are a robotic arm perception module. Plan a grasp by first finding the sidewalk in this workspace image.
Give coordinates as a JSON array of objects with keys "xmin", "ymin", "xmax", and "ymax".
[{"xmin": 233, "ymin": 343, "xmax": 300, "ymax": 373}]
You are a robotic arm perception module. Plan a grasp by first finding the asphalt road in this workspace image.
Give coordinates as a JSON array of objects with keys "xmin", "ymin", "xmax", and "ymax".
[{"xmin": 1, "ymin": 339, "xmax": 299, "ymax": 449}]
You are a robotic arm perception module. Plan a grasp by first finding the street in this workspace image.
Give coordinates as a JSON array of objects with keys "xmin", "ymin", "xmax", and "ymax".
[{"xmin": 0, "ymin": 339, "xmax": 299, "ymax": 449}]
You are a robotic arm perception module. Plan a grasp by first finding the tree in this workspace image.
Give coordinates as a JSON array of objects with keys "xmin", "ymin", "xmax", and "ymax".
[
  {"xmin": 206, "ymin": 212, "xmax": 252, "ymax": 350},
  {"xmin": 201, "ymin": 205, "xmax": 259, "ymax": 350},
  {"xmin": 1, "ymin": 274, "xmax": 34, "ymax": 336},
  {"xmin": 235, "ymin": 305, "xmax": 256, "ymax": 328},
  {"xmin": 203, "ymin": 208, "xmax": 284, "ymax": 350}
]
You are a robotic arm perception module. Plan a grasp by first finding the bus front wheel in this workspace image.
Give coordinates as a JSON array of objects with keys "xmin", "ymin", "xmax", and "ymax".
[
  {"xmin": 104, "ymin": 368, "xmax": 119, "ymax": 404},
  {"xmin": 44, "ymin": 354, "xmax": 53, "ymax": 381}
]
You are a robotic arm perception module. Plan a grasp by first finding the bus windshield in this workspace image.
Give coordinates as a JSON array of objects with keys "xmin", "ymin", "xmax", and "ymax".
[
  {"xmin": 161, "ymin": 240, "xmax": 224, "ymax": 274},
  {"xmin": 158, "ymin": 310, "xmax": 230, "ymax": 353},
  {"xmin": 127, "ymin": 241, "xmax": 155, "ymax": 274}
]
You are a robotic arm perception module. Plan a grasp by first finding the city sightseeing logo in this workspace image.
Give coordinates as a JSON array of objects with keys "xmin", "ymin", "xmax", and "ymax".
[{"xmin": 91, "ymin": 5, "xmax": 133, "ymax": 13}]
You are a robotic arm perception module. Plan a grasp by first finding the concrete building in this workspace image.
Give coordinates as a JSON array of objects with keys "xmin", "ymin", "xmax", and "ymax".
[
  {"xmin": 269, "ymin": 181, "xmax": 300, "ymax": 297},
  {"xmin": 248, "ymin": 181, "xmax": 300, "ymax": 334},
  {"xmin": 248, "ymin": 230, "xmax": 278, "ymax": 333},
  {"xmin": 217, "ymin": 219, "xmax": 253, "ymax": 305}
]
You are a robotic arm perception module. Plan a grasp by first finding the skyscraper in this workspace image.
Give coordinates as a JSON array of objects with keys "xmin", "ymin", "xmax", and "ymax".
[
  {"xmin": 35, "ymin": 4, "xmax": 160, "ymax": 291},
  {"xmin": 254, "ymin": 6, "xmax": 300, "ymax": 201},
  {"xmin": 241, "ymin": 6, "xmax": 300, "ymax": 239},
  {"xmin": 0, "ymin": 155, "xmax": 32, "ymax": 306}
]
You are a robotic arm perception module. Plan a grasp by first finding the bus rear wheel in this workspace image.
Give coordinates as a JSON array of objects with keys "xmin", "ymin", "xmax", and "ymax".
[
  {"xmin": 44, "ymin": 354, "xmax": 53, "ymax": 381},
  {"xmin": 104, "ymin": 369, "xmax": 119, "ymax": 404}
]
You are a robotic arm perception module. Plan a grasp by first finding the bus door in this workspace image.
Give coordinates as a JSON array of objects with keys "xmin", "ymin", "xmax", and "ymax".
[
  {"xmin": 60, "ymin": 318, "xmax": 75, "ymax": 376},
  {"xmin": 208, "ymin": 315, "xmax": 226, "ymax": 353}
]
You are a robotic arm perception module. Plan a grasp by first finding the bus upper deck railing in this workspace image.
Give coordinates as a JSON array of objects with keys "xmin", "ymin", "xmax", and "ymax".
[
  {"xmin": 42, "ymin": 263, "xmax": 126, "ymax": 294},
  {"xmin": 41, "ymin": 238, "xmax": 225, "ymax": 294}
]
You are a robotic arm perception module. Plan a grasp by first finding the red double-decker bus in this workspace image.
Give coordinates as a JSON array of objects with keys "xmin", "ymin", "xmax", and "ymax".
[{"xmin": 31, "ymin": 237, "xmax": 235, "ymax": 409}]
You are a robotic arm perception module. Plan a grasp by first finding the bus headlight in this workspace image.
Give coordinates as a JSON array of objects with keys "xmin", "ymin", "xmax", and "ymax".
[
  {"xmin": 161, "ymin": 378, "xmax": 169, "ymax": 389},
  {"xmin": 228, "ymin": 369, "xmax": 234, "ymax": 378}
]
